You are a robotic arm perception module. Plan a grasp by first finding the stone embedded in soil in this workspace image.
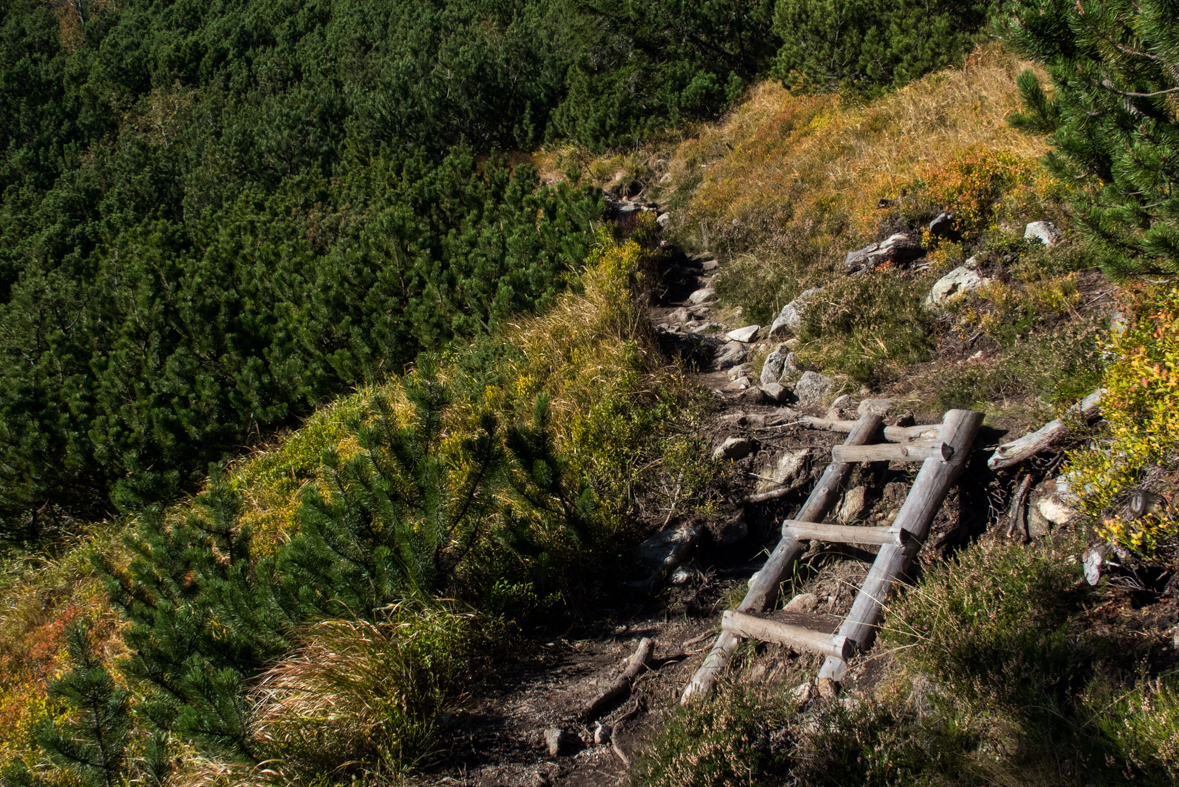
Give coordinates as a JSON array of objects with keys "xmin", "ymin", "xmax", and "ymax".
[
  {"xmin": 593, "ymin": 723, "xmax": 612, "ymax": 745},
  {"xmin": 702, "ymin": 259, "xmax": 720, "ymax": 271},
  {"xmin": 1037, "ymin": 493, "xmax": 1077, "ymax": 526},
  {"xmin": 838, "ymin": 486, "xmax": 868, "ymax": 523},
  {"xmin": 756, "ymin": 448, "xmax": 810, "ymax": 494},
  {"xmin": 726, "ymin": 324, "xmax": 760, "ymax": 343},
  {"xmin": 638, "ymin": 523, "xmax": 701, "ymax": 569},
  {"xmin": 688, "ymin": 287, "xmax": 717, "ymax": 305},
  {"xmin": 669, "ymin": 307, "xmax": 692, "ymax": 323},
  {"xmin": 713, "ymin": 436, "xmax": 755, "ymax": 461},
  {"xmin": 784, "ymin": 592, "xmax": 819, "ymax": 613},
  {"xmin": 729, "ymin": 376, "xmax": 754, "ymax": 391},
  {"xmin": 759, "ymin": 382, "xmax": 789, "ymax": 403},
  {"xmin": 714, "ymin": 341, "xmax": 749, "ymax": 367},
  {"xmin": 669, "ymin": 565, "xmax": 693, "ymax": 584},
  {"xmin": 544, "ymin": 728, "xmax": 565, "ymax": 758},
  {"xmin": 826, "ymin": 393, "xmax": 855, "ymax": 419},
  {"xmin": 857, "ymin": 398, "xmax": 894, "ymax": 417},
  {"xmin": 760, "ymin": 344, "xmax": 789, "ymax": 385},
  {"xmin": 791, "ymin": 683, "xmax": 812, "ymax": 705},
  {"xmin": 792, "ymin": 370, "xmax": 834, "ymax": 406},
  {"xmin": 736, "ymin": 386, "xmax": 768, "ymax": 405},
  {"xmin": 726, "ymin": 363, "xmax": 750, "ymax": 380}
]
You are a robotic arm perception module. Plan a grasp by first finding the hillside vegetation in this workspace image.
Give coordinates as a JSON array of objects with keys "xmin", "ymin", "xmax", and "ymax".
[{"xmin": 3, "ymin": 0, "xmax": 1179, "ymax": 785}]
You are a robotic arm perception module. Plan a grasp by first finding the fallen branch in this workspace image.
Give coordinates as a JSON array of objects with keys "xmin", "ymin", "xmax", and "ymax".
[
  {"xmin": 1005, "ymin": 473, "xmax": 1034, "ymax": 541},
  {"xmin": 582, "ymin": 638, "xmax": 655, "ymax": 722},
  {"xmin": 988, "ymin": 389, "xmax": 1103, "ymax": 470}
]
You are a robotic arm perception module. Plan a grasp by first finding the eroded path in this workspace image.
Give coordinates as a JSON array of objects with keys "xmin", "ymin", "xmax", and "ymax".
[{"xmin": 413, "ymin": 227, "xmax": 986, "ymax": 787}]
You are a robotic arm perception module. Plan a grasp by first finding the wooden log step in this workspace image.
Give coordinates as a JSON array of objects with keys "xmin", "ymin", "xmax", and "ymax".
[
  {"xmin": 721, "ymin": 610, "xmax": 856, "ymax": 661},
  {"xmin": 831, "ymin": 441, "xmax": 953, "ymax": 464},
  {"xmin": 799, "ymin": 416, "xmax": 939, "ymax": 443},
  {"xmin": 781, "ymin": 520, "xmax": 914, "ymax": 546}
]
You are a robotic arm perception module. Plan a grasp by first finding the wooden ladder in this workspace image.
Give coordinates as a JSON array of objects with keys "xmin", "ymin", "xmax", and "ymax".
[{"xmin": 682, "ymin": 408, "xmax": 983, "ymax": 702}]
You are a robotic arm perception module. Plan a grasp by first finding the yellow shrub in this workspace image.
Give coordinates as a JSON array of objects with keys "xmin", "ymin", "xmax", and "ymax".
[{"xmin": 1067, "ymin": 286, "xmax": 1179, "ymax": 555}]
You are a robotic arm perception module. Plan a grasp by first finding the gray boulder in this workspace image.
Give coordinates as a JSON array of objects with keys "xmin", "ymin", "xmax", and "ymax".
[
  {"xmin": 792, "ymin": 370, "xmax": 834, "ymax": 406},
  {"xmin": 688, "ymin": 287, "xmax": 717, "ymax": 305},
  {"xmin": 759, "ymin": 382, "xmax": 789, "ymax": 403},
  {"xmin": 760, "ymin": 344, "xmax": 789, "ymax": 385},
  {"xmin": 844, "ymin": 233, "xmax": 924, "ymax": 274},
  {"xmin": 714, "ymin": 341, "xmax": 749, "ymax": 368},
  {"xmin": 768, "ymin": 288, "xmax": 822, "ymax": 338}
]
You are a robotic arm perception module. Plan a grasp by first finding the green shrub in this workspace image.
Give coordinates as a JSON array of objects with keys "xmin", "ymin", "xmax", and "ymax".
[
  {"xmin": 771, "ymin": 0, "xmax": 998, "ymax": 96},
  {"xmin": 884, "ymin": 537, "xmax": 1095, "ymax": 712},
  {"xmin": 797, "ymin": 270, "xmax": 937, "ymax": 387}
]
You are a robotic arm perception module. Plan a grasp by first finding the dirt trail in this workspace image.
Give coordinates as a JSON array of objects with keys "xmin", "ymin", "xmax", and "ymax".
[{"xmin": 413, "ymin": 236, "xmax": 982, "ymax": 787}]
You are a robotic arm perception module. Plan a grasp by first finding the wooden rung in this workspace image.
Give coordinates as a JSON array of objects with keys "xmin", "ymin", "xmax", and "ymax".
[
  {"xmin": 721, "ymin": 610, "xmax": 856, "ymax": 661},
  {"xmin": 799, "ymin": 416, "xmax": 940, "ymax": 443},
  {"xmin": 831, "ymin": 441, "xmax": 953, "ymax": 464},
  {"xmin": 781, "ymin": 520, "xmax": 913, "ymax": 546}
]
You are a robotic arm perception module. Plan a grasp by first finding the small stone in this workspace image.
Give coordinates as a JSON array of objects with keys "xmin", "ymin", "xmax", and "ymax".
[
  {"xmin": 1025, "ymin": 221, "xmax": 1062, "ymax": 247},
  {"xmin": 784, "ymin": 592, "xmax": 818, "ymax": 613},
  {"xmin": 594, "ymin": 723, "xmax": 612, "ymax": 746},
  {"xmin": 791, "ymin": 683, "xmax": 812, "ymax": 705},
  {"xmin": 792, "ymin": 370, "xmax": 834, "ymax": 406},
  {"xmin": 838, "ymin": 486, "xmax": 868, "ymax": 523},
  {"xmin": 727, "ymin": 364, "xmax": 750, "ymax": 380},
  {"xmin": 656, "ymin": 212, "xmax": 671, "ymax": 227},
  {"xmin": 713, "ymin": 437, "xmax": 755, "ymax": 461},
  {"xmin": 857, "ymin": 398, "xmax": 894, "ymax": 417},
  {"xmin": 669, "ymin": 307, "xmax": 692, "ymax": 323},
  {"xmin": 1083, "ymin": 545, "xmax": 1108, "ymax": 586},
  {"xmin": 1027, "ymin": 507, "xmax": 1053, "ymax": 539},
  {"xmin": 759, "ymin": 382, "xmax": 788, "ymax": 403},
  {"xmin": 729, "ymin": 376, "xmax": 754, "ymax": 390},
  {"xmin": 736, "ymin": 386, "xmax": 768, "ymax": 405},
  {"xmin": 688, "ymin": 287, "xmax": 717, "ymax": 305},
  {"xmin": 669, "ymin": 565, "xmax": 693, "ymax": 585},
  {"xmin": 544, "ymin": 728, "xmax": 565, "ymax": 758},
  {"xmin": 726, "ymin": 324, "xmax": 760, "ymax": 343},
  {"xmin": 702, "ymin": 259, "xmax": 720, "ymax": 271},
  {"xmin": 817, "ymin": 677, "xmax": 838, "ymax": 699},
  {"xmin": 755, "ymin": 448, "xmax": 811, "ymax": 493}
]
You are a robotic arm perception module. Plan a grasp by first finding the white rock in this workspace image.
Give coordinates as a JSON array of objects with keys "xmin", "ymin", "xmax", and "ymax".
[
  {"xmin": 791, "ymin": 683, "xmax": 812, "ymax": 705},
  {"xmin": 702, "ymin": 259, "xmax": 720, "ymax": 271},
  {"xmin": 726, "ymin": 364, "xmax": 750, "ymax": 381},
  {"xmin": 669, "ymin": 566, "xmax": 693, "ymax": 585},
  {"xmin": 755, "ymin": 448, "xmax": 810, "ymax": 494},
  {"xmin": 838, "ymin": 486, "xmax": 868, "ymax": 523},
  {"xmin": 688, "ymin": 287, "xmax": 717, "ymax": 305},
  {"xmin": 1025, "ymin": 221, "xmax": 1062, "ymax": 246},
  {"xmin": 656, "ymin": 212, "xmax": 671, "ymax": 227},
  {"xmin": 594, "ymin": 723, "xmax": 612, "ymax": 745},
  {"xmin": 925, "ymin": 265, "xmax": 988, "ymax": 310},
  {"xmin": 544, "ymin": 728, "xmax": 564, "ymax": 758},
  {"xmin": 760, "ymin": 344, "xmax": 789, "ymax": 385},
  {"xmin": 784, "ymin": 592, "xmax": 818, "ymax": 613},
  {"xmin": 726, "ymin": 324, "xmax": 760, "ymax": 343}
]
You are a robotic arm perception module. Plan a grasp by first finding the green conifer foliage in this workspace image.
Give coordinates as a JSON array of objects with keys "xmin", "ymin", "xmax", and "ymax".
[
  {"xmin": 770, "ymin": 0, "xmax": 997, "ymax": 95},
  {"xmin": 1, "ymin": 621, "xmax": 131, "ymax": 787},
  {"xmin": 1002, "ymin": 0, "xmax": 1179, "ymax": 275}
]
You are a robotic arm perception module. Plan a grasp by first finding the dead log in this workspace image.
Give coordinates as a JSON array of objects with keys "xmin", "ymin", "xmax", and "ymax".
[
  {"xmin": 1005, "ymin": 473, "xmax": 1033, "ymax": 541},
  {"xmin": 582, "ymin": 638, "xmax": 655, "ymax": 722},
  {"xmin": 988, "ymin": 389, "xmax": 1102, "ymax": 470}
]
